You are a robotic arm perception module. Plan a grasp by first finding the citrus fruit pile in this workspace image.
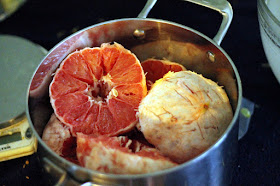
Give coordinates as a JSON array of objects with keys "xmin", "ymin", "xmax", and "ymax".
[{"xmin": 42, "ymin": 42, "xmax": 233, "ymax": 174}]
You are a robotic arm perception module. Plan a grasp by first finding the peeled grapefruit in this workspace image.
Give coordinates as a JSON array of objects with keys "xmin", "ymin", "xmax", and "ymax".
[
  {"xmin": 138, "ymin": 71, "xmax": 233, "ymax": 163},
  {"xmin": 141, "ymin": 59, "xmax": 186, "ymax": 90},
  {"xmin": 49, "ymin": 42, "xmax": 147, "ymax": 137},
  {"xmin": 42, "ymin": 114, "xmax": 77, "ymax": 158},
  {"xmin": 76, "ymin": 133, "xmax": 177, "ymax": 174}
]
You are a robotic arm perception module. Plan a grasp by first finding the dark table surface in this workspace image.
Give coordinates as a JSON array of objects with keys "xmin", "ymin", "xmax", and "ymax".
[{"xmin": 1, "ymin": 0, "xmax": 280, "ymax": 185}]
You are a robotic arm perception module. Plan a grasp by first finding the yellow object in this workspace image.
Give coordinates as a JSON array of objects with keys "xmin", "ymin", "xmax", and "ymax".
[
  {"xmin": 0, "ymin": 117, "xmax": 37, "ymax": 162},
  {"xmin": 0, "ymin": 0, "xmax": 25, "ymax": 14}
]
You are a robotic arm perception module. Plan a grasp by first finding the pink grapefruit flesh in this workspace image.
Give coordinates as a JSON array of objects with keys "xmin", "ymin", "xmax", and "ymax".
[
  {"xmin": 141, "ymin": 58, "xmax": 186, "ymax": 90},
  {"xmin": 49, "ymin": 42, "xmax": 147, "ymax": 136}
]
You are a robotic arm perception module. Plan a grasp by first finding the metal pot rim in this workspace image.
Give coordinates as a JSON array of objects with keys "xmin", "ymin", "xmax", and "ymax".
[{"xmin": 26, "ymin": 17, "xmax": 242, "ymax": 179}]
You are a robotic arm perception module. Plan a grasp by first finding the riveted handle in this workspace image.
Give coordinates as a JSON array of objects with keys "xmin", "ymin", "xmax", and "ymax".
[
  {"xmin": 182, "ymin": 0, "xmax": 233, "ymax": 45},
  {"xmin": 138, "ymin": 0, "xmax": 233, "ymax": 45},
  {"xmin": 137, "ymin": 0, "xmax": 157, "ymax": 18}
]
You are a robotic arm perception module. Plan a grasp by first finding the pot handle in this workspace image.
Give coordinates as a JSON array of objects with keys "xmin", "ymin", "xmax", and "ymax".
[
  {"xmin": 43, "ymin": 157, "xmax": 119, "ymax": 186},
  {"xmin": 182, "ymin": 0, "xmax": 233, "ymax": 45},
  {"xmin": 43, "ymin": 157, "xmax": 81, "ymax": 186},
  {"xmin": 138, "ymin": 0, "xmax": 233, "ymax": 45},
  {"xmin": 43, "ymin": 158, "xmax": 103, "ymax": 186},
  {"xmin": 137, "ymin": 0, "xmax": 157, "ymax": 18}
]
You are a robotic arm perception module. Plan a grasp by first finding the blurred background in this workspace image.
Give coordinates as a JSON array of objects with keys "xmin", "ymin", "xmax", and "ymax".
[{"xmin": 0, "ymin": 0, "xmax": 279, "ymax": 185}]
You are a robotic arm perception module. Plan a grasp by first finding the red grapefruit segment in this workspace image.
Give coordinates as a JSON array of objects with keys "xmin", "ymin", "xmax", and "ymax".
[
  {"xmin": 95, "ymin": 104, "xmax": 115, "ymax": 135},
  {"xmin": 60, "ymin": 51, "xmax": 95, "ymax": 84},
  {"xmin": 141, "ymin": 58, "xmax": 186, "ymax": 90},
  {"xmin": 109, "ymin": 53, "xmax": 143, "ymax": 84},
  {"xmin": 114, "ymin": 84, "xmax": 145, "ymax": 107},
  {"xmin": 50, "ymin": 42, "xmax": 147, "ymax": 136},
  {"xmin": 108, "ymin": 98, "xmax": 138, "ymax": 131},
  {"xmin": 101, "ymin": 44, "xmax": 122, "ymax": 75},
  {"xmin": 49, "ymin": 70, "xmax": 88, "ymax": 99},
  {"xmin": 81, "ymin": 48, "xmax": 103, "ymax": 80},
  {"xmin": 76, "ymin": 133, "xmax": 177, "ymax": 174}
]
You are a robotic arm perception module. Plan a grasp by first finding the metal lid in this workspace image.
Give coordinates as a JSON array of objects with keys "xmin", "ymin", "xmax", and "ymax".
[{"xmin": 0, "ymin": 35, "xmax": 47, "ymax": 127}]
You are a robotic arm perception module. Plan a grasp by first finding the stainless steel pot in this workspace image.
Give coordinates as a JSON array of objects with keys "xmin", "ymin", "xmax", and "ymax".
[{"xmin": 26, "ymin": 0, "xmax": 254, "ymax": 185}]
